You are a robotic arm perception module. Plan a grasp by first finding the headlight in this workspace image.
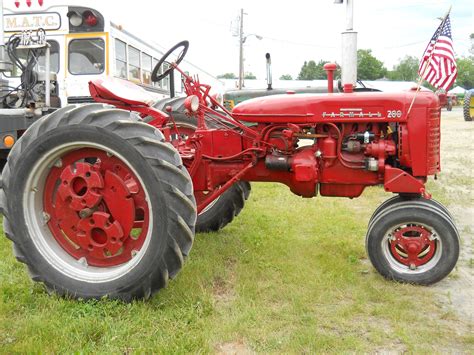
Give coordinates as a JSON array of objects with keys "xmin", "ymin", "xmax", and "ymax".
[
  {"xmin": 67, "ymin": 11, "xmax": 83, "ymax": 27},
  {"xmin": 184, "ymin": 95, "xmax": 200, "ymax": 113}
]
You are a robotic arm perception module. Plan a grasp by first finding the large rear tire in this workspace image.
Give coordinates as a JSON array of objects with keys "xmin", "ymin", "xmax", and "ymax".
[
  {"xmin": 0, "ymin": 104, "xmax": 196, "ymax": 301},
  {"xmin": 464, "ymin": 90, "xmax": 473, "ymax": 121}
]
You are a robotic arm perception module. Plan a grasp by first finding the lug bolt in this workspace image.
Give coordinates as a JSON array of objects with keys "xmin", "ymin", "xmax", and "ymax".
[
  {"xmin": 79, "ymin": 208, "xmax": 94, "ymax": 219},
  {"xmin": 78, "ymin": 257, "xmax": 88, "ymax": 267},
  {"xmin": 54, "ymin": 159, "xmax": 62, "ymax": 168},
  {"xmin": 42, "ymin": 212, "xmax": 50, "ymax": 224}
]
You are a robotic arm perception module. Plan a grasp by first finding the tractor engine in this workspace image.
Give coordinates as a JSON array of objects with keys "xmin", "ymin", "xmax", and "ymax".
[{"xmin": 229, "ymin": 89, "xmax": 440, "ymax": 199}]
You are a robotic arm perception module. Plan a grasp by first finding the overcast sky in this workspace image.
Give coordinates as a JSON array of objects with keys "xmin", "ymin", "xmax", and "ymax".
[{"xmin": 108, "ymin": 0, "xmax": 472, "ymax": 80}]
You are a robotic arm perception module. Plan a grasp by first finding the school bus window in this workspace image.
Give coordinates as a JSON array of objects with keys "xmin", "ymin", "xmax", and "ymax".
[
  {"xmin": 68, "ymin": 38, "xmax": 105, "ymax": 75},
  {"xmin": 6, "ymin": 40, "xmax": 60, "ymax": 77},
  {"xmin": 142, "ymin": 53, "xmax": 152, "ymax": 85},
  {"xmin": 181, "ymin": 71, "xmax": 189, "ymax": 93},
  {"xmin": 115, "ymin": 39, "xmax": 127, "ymax": 79},
  {"xmin": 161, "ymin": 62, "xmax": 169, "ymax": 90},
  {"xmin": 152, "ymin": 58, "xmax": 161, "ymax": 88},
  {"xmin": 128, "ymin": 46, "xmax": 140, "ymax": 82}
]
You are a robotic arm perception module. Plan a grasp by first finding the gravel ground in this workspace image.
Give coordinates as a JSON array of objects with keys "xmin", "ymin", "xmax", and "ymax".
[{"xmin": 432, "ymin": 106, "xmax": 473, "ymax": 325}]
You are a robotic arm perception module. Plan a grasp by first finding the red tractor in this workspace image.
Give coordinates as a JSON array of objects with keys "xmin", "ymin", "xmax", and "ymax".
[{"xmin": 0, "ymin": 41, "xmax": 459, "ymax": 301}]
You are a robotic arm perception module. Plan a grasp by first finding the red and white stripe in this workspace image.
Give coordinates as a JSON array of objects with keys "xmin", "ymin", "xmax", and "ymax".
[{"xmin": 419, "ymin": 33, "xmax": 457, "ymax": 91}]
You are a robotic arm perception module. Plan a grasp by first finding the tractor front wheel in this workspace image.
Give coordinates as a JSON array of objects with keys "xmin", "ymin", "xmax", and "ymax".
[
  {"xmin": 368, "ymin": 195, "xmax": 453, "ymax": 228},
  {"xmin": 366, "ymin": 200, "xmax": 459, "ymax": 285},
  {"xmin": 0, "ymin": 104, "xmax": 196, "ymax": 301}
]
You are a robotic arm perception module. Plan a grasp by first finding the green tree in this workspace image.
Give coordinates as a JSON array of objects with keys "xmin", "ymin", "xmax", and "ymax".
[
  {"xmin": 456, "ymin": 56, "xmax": 474, "ymax": 89},
  {"xmin": 297, "ymin": 60, "xmax": 329, "ymax": 80},
  {"xmin": 389, "ymin": 56, "xmax": 419, "ymax": 81},
  {"xmin": 244, "ymin": 72, "xmax": 256, "ymax": 79},
  {"xmin": 470, "ymin": 33, "xmax": 474, "ymax": 55},
  {"xmin": 280, "ymin": 74, "xmax": 293, "ymax": 80},
  {"xmin": 357, "ymin": 49, "xmax": 387, "ymax": 80},
  {"xmin": 217, "ymin": 73, "xmax": 237, "ymax": 79}
]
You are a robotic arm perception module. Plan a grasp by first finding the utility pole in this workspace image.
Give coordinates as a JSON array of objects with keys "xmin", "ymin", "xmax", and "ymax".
[{"xmin": 238, "ymin": 8, "xmax": 245, "ymax": 89}]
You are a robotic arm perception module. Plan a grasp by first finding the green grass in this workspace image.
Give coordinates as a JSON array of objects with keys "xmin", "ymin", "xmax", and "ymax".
[{"xmin": 0, "ymin": 182, "xmax": 471, "ymax": 353}]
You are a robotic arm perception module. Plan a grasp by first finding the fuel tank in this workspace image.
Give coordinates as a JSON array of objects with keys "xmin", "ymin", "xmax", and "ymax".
[{"xmin": 231, "ymin": 90, "xmax": 439, "ymax": 124}]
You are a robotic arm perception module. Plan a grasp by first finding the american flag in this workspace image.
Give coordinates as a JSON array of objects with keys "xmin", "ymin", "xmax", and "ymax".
[{"xmin": 418, "ymin": 14, "xmax": 457, "ymax": 91}]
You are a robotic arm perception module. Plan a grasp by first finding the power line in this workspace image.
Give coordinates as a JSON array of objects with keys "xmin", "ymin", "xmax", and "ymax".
[{"xmin": 261, "ymin": 35, "xmax": 337, "ymax": 49}]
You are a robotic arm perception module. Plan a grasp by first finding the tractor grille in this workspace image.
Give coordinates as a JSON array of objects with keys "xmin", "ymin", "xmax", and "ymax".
[{"xmin": 426, "ymin": 107, "xmax": 441, "ymax": 175}]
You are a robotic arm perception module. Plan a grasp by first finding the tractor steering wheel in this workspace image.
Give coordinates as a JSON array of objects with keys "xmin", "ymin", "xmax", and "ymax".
[{"xmin": 151, "ymin": 40, "xmax": 189, "ymax": 82}]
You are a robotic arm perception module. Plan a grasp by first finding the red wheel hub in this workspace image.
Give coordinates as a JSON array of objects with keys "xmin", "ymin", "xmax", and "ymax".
[
  {"xmin": 389, "ymin": 225, "xmax": 436, "ymax": 268},
  {"xmin": 43, "ymin": 148, "xmax": 149, "ymax": 267}
]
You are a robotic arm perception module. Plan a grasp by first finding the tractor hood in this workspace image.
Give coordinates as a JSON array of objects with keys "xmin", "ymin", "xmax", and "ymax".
[{"xmin": 231, "ymin": 91, "xmax": 439, "ymax": 123}]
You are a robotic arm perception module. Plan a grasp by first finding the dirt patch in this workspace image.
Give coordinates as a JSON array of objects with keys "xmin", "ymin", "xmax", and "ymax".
[
  {"xmin": 215, "ymin": 340, "xmax": 254, "ymax": 355},
  {"xmin": 212, "ymin": 257, "xmax": 238, "ymax": 306},
  {"xmin": 212, "ymin": 275, "xmax": 236, "ymax": 304}
]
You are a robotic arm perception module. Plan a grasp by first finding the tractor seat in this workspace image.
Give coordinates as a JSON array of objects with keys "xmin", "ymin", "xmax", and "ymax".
[{"xmin": 89, "ymin": 77, "xmax": 156, "ymax": 107}]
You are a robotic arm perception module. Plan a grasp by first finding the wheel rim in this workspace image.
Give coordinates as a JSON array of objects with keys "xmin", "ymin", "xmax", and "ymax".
[
  {"xmin": 24, "ymin": 142, "xmax": 153, "ymax": 283},
  {"xmin": 382, "ymin": 222, "xmax": 442, "ymax": 274}
]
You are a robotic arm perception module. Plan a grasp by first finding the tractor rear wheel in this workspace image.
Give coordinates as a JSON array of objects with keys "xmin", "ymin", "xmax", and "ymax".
[
  {"xmin": 0, "ymin": 104, "xmax": 196, "ymax": 301},
  {"xmin": 366, "ymin": 200, "xmax": 459, "ymax": 285},
  {"xmin": 162, "ymin": 103, "xmax": 251, "ymax": 233},
  {"xmin": 464, "ymin": 90, "xmax": 474, "ymax": 121}
]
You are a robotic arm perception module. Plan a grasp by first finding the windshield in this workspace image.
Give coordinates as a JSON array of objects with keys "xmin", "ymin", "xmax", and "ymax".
[{"xmin": 68, "ymin": 38, "xmax": 105, "ymax": 75}]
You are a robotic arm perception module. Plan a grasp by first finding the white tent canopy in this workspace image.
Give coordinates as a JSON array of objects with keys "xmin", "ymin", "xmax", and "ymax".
[{"xmin": 449, "ymin": 86, "xmax": 466, "ymax": 94}]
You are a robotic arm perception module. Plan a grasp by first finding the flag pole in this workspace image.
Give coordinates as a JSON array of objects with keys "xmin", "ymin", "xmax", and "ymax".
[{"xmin": 406, "ymin": 6, "xmax": 452, "ymax": 119}]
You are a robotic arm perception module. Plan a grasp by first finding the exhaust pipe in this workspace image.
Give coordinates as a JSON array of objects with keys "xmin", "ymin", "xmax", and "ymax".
[
  {"xmin": 323, "ymin": 63, "xmax": 337, "ymax": 93},
  {"xmin": 266, "ymin": 53, "xmax": 273, "ymax": 90}
]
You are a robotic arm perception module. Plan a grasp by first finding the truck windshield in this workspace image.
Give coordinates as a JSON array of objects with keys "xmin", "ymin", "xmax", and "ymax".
[{"xmin": 68, "ymin": 38, "xmax": 105, "ymax": 75}]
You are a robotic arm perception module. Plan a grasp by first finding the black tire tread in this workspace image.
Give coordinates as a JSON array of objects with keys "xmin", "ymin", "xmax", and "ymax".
[
  {"xmin": 464, "ymin": 90, "xmax": 473, "ymax": 121},
  {"xmin": 368, "ymin": 195, "xmax": 454, "ymax": 228},
  {"xmin": 197, "ymin": 182, "xmax": 246, "ymax": 233}
]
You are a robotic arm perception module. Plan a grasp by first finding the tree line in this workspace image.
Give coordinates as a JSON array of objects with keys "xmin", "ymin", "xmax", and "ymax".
[
  {"xmin": 290, "ymin": 50, "xmax": 473, "ymax": 89},
  {"xmin": 218, "ymin": 49, "xmax": 474, "ymax": 89}
]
